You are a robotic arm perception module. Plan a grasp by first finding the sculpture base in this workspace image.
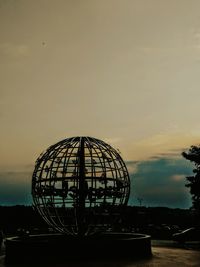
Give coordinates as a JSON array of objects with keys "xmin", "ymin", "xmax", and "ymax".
[{"xmin": 5, "ymin": 232, "xmax": 151, "ymax": 264}]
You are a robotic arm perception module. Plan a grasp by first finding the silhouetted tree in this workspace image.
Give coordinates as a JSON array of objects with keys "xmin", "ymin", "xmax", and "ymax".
[{"xmin": 182, "ymin": 146, "xmax": 200, "ymax": 218}]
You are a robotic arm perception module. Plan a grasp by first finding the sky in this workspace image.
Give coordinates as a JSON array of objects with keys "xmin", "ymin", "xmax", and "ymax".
[{"xmin": 1, "ymin": 0, "xmax": 200, "ymax": 208}]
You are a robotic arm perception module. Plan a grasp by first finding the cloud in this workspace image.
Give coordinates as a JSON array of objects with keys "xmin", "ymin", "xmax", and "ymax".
[
  {"xmin": 171, "ymin": 174, "xmax": 185, "ymax": 182},
  {"xmin": 104, "ymin": 137, "xmax": 121, "ymax": 145},
  {"xmin": 0, "ymin": 43, "xmax": 29, "ymax": 58},
  {"xmin": 125, "ymin": 133, "xmax": 200, "ymax": 161},
  {"xmin": 126, "ymin": 161, "xmax": 139, "ymax": 174},
  {"xmin": 0, "ymin": 171, "xmax": 32, "ymax": 205},
  {"xmin": 128, "ymin": 157, "xmax": 193, "ymax": 208},
  {"xmin": 0, "ymin": 157, "xmax": 194, "ymax": 208}
]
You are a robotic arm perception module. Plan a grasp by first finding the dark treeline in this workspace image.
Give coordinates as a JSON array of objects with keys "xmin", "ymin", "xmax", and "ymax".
[
  {"xmin": 0, "ymin": 205, "xmax": 46, "ymax": 235},
  {"xmin": 120, "ymin": 206, "xmax": 197, "ymax": 239},
  {"xmin": 122, "ymin": 206, "xmax": 196, "ymax": 228},
  {"xmin": 0, "ymin": 205, "xmax": 197, "ymax": 238}
]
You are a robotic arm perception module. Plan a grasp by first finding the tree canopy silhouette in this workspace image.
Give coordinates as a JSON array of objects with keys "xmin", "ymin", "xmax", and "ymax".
[{"xmin": 182, "ymin": 146, "xmax": 200, "ymax": 215}]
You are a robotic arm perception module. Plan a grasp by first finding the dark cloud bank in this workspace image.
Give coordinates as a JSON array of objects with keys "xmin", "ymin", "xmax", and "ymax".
[
  {"xmin": 0, "ymin": 171, "xmax": 32, "ymax": 205},
  {"xmin": 127, "ymin": 157, "xmax": 193, "ymax": 208},
  {"xmin": 0, "ymin": 157, "xmax": 194, "ymax": 208}
]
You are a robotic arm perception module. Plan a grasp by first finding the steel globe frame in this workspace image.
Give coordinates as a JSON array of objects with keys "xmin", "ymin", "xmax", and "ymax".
[{"xmin": 32, "ymin": 136, "xmax": 130, "ymax": 236}]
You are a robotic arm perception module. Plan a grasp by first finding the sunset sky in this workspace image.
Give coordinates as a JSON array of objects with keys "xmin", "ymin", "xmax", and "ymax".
[{"xmin": 1, "ymin": 0, "xmax": 200, "ymax": 207}]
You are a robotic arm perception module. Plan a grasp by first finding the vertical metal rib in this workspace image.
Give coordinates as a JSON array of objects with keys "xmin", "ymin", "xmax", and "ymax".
[{"xmin": 77, "ymin": 137, "xmax": 86, "ymax": 236}]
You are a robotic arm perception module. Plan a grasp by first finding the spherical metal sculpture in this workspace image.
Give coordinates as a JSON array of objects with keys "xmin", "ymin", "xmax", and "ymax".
[{"xmin": 32, "ymin": 136, "xmax": 130, "ymax": 236}]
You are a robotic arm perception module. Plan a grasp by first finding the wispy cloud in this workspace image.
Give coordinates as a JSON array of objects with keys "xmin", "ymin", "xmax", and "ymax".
[
  {"xmin": 104, "ymin": 137, "xmax": 121, "ymax": 143},
  {"xmin": 125, "ymin": 133, "xmax": 200, "ymax": 161},
  {"xmin": 0, "ymin": 43, "xmax": 29, "ymax": 58},
  {"xmin": 171, "ymin": 174, "xmax": 185, "ymax": 182}
]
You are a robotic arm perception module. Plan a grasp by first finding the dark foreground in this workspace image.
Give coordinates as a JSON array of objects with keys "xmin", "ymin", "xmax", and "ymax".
[
  {"xmin": 4, "ymin": 233, "xmax": 151, "ymax": 264},
  {"xmin": 1, "ymin": 240, "xmax": 200, "ymax": 267}
]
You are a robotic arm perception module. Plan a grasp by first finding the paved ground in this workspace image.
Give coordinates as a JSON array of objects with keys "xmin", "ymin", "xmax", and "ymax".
[
  {"xmin": 135, "ymin": 246, "xmax": 200, "ymax": 267},
  {"xmin": 0, "ymin": 241, "xmax": 200, "ymax": 267}
]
